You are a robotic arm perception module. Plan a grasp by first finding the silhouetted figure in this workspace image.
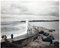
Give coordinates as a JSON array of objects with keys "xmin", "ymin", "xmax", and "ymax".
[
  {"xmin": 2, "ymin": 35, "xmax": 7, "ymax": 41},
  {"xmin": 11, "ymin": 34, "xmax": 13, "ymax": 39},
  {"xmin": 2, "ymin": 35, "xmax": 5, "ymax": 39},
  {"xmin": 1, "ymin": 35, "xmax": 19, "ymax": 48}
]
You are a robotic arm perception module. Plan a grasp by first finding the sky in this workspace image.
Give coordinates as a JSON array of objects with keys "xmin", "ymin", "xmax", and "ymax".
[{"xmin": 1, "ymin": 0, "xmax": 59, "ymax": 17}]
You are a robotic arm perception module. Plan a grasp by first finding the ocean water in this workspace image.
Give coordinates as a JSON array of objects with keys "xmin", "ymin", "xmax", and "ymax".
[
  {"xmin": 1, "ymin": 21, "xmax": 59, "ymax": 41},
  {"xmin": 1, "ymin": 21, "xmax": 27, "ymax": 39}
]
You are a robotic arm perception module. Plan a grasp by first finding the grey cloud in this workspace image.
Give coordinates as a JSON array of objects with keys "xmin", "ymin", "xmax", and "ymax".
[
  {"xmin": 1, "ymin": 1, "xmax": 59, "ymax": 17},
  {"xmin": 1, "ymin": 4, "xmax": 32, "ymax": 15}
]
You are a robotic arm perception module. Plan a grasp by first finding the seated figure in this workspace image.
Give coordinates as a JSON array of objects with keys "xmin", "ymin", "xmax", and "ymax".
[{"xmin": 2, "ymin": 35, "xmax": 7, "ymax": 40}]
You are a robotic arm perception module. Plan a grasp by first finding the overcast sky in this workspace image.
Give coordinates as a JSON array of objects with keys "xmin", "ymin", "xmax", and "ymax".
[{"xmin": 1, "ymin": 0, "xmax": 59, "ymax": 17}]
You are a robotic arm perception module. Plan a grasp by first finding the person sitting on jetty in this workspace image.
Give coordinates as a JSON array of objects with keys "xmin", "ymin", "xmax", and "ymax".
[
  {"xmin": 1, "ymin": 35, "xmax": 8, "ymax": 42},
  {"xmin": 2, "ymin": 34, "xmax": 14, "ymax": 42}
]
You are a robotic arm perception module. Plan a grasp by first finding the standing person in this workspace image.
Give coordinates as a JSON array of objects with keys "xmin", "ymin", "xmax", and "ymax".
[
  {"xmin": 11, "ymin": 34, "xmax": 13, "ymax": 39},
  {"xmin": 11, "ymin": 34, "xmax": 14, "ymax": 42}
]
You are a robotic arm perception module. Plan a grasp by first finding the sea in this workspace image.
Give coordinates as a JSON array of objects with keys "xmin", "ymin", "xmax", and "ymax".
[{"xmin": 1, "ymin": 21, "xmax": 59, "ymax": 41}]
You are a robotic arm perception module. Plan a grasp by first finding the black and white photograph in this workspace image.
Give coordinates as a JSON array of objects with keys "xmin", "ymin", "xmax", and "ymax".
[{"xmin": 0, "ymin": 0, "xmax": 59, "ymax": 48}]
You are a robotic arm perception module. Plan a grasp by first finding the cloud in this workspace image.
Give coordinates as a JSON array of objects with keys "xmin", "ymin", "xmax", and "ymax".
[{"xmin": 1, "ymin": 0, "xmax": 59, "ymax": 17}]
